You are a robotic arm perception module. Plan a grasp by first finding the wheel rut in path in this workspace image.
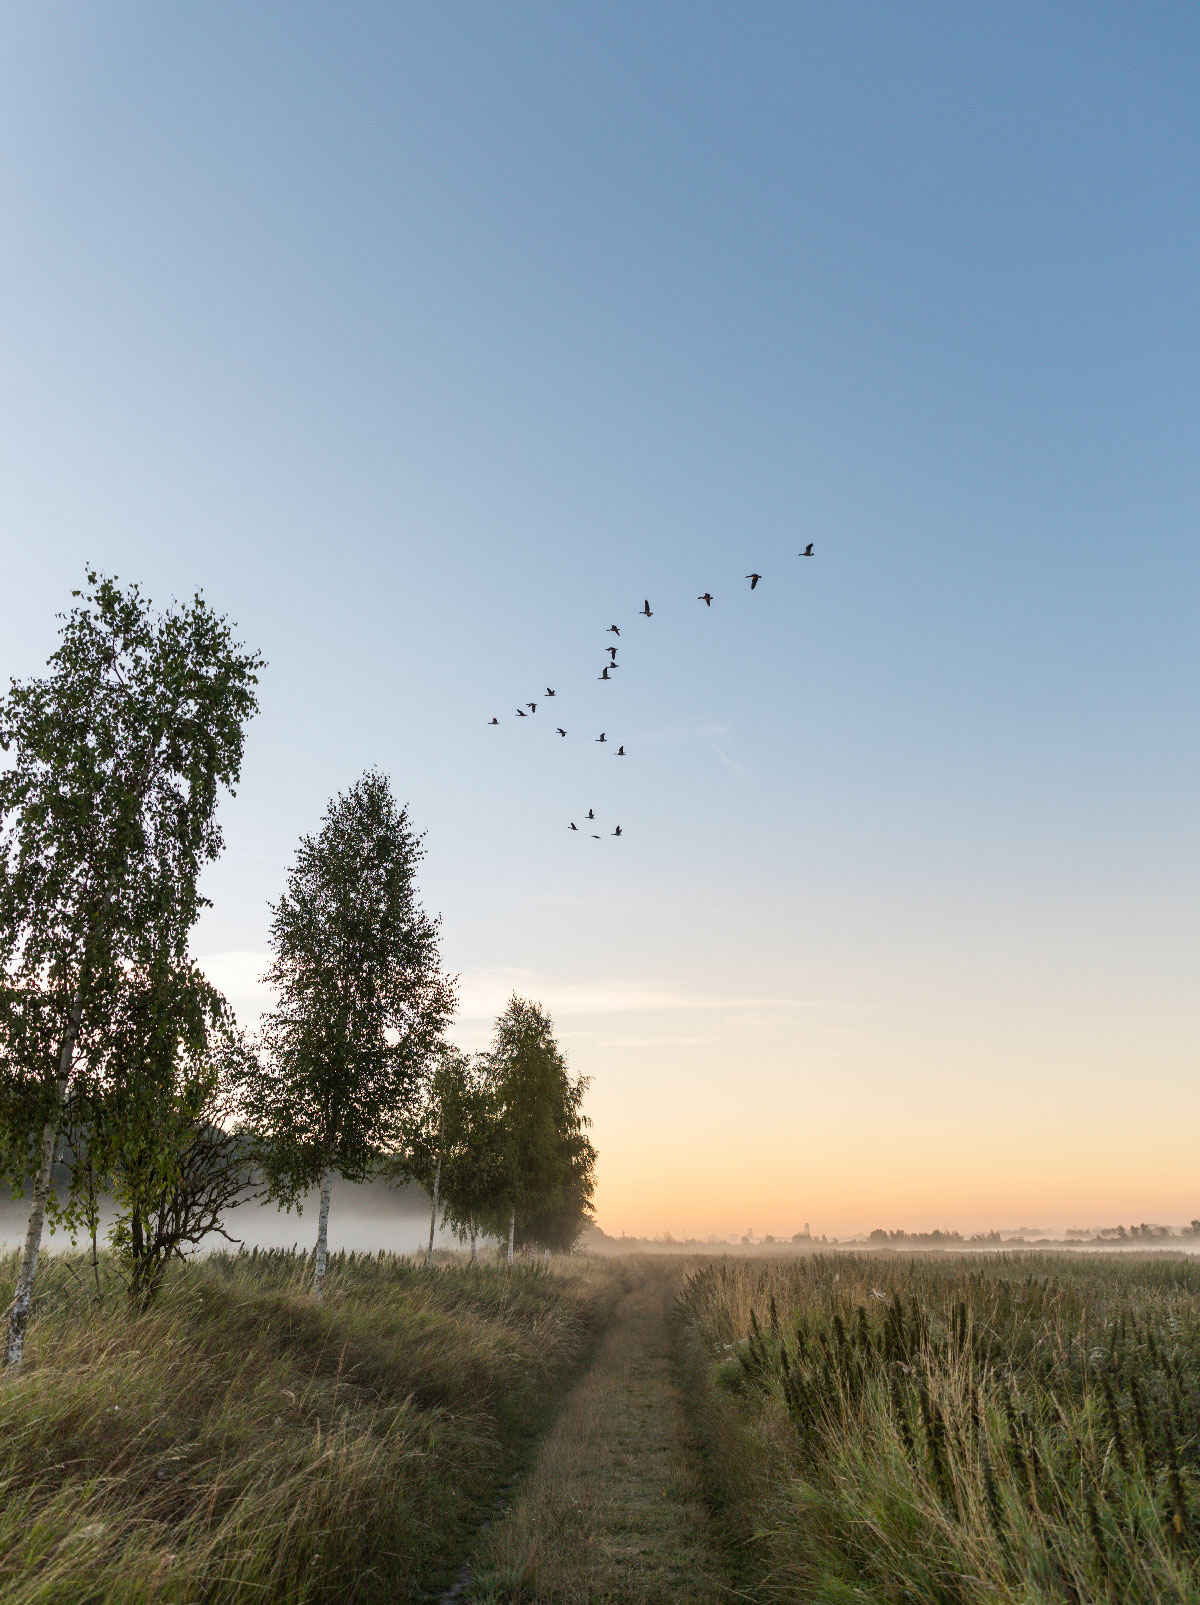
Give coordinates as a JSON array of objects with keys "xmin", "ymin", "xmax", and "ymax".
[{"xmin": 459, "ymin": 1259, "xmax": 730, "ymax": 1604}]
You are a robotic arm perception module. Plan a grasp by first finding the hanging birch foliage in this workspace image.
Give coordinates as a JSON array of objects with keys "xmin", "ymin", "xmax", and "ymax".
[
  {"xmin": 249, "ymin": 769, "xmax": 454, "ymax": 1298},
  {"xmin": 0, "ymin": 570, "xmax": 262, "ymax": 1368}
]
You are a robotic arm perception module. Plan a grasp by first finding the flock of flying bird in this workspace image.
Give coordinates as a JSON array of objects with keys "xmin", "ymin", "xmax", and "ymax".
[{"xmin": 487, "ymin": 543, "xmax": 817, "ymax": 838}]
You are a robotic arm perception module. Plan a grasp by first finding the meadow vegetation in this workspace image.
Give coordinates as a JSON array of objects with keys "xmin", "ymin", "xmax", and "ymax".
[
  {"xmin": 677, "ymin": 1251, "xmax": 1200, "ymax": 1604},
  {"xmin": 0, "ymin": 1245, "xmax": 621, "ymax": 1605}
]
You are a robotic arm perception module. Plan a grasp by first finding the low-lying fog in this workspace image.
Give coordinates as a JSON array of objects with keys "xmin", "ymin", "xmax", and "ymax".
[{"xmin": 0, "ymin": 1176, "xmax": 464, "ymax": 1258}]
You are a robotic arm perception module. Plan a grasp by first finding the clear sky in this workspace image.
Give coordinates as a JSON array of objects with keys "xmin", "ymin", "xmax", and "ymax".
[{"xmin": 2, "ymin": 3, "xmax": 1198, "ymax": 1238}]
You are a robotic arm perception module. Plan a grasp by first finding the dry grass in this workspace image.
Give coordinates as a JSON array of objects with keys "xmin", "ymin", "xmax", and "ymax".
[
  {"xmin": 470, "ymin": 1257, "xmax": 728, "ymax": 1604},
  {"xmin": 0, "ymin": 1245, "xmax": 621, "ymax": 1604},
  {"xmin": 677, "ymin": 1251, "xmax": 1200, "ymax": 1604}
]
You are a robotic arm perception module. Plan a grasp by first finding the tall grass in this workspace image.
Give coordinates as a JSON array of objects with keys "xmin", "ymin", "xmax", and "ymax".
[
  {"xmin": 0, "ymin": 1245, "xmax": 618, "ymax": 1604},
  {"xmin": 677, "ymin": 1252, "xmax": 1200, "ymax": 1603}
]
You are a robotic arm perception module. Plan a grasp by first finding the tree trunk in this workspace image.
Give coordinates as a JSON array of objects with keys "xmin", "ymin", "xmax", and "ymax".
[
  {"xmin": 4, "ymin": 994, "xmax": 84, "ymax": 1371},
  {"xmin": 313, "ymin": 1172, "xmax": 332, "ymax": 1299},
  {"xmin": 507, "ymin": 1206, "xmax": 515, "ymax": 1266},
  {"xmin": 469, "ymin": 1224, "xmax": 478, "ymax": 1265},
  {"xmin": 425, "ymin": 1153, "xmax": 441, "ymax": 1269}
]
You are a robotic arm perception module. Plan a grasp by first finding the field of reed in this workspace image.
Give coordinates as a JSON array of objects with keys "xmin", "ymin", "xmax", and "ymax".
[
  {"xmin": 677, "ymin": 1252, "xmax": 1200, "ymax": 1604},
  {"xmin": 0, "ymin": 1245, "xmax": 619, "ymax": 1605}
]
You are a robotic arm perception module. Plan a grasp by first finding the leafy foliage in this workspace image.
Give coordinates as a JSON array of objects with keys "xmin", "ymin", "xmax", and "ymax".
[
  {"xmin": 250, "ymin": 770, "xmax": 455, "ymax": 1205},
  {"xmin": 485, "ymin": 995, "xmax": 596, "ymax": 1251}
]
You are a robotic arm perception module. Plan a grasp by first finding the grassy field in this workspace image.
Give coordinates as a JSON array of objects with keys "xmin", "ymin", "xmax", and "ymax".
[
  {"xmin": 676, "ymin": 1251, "xmax": 1200, "ymax": 1604},
  {"xmin": 0, "ymin": 1246, "xmax": 622, "ymax": 1605}
]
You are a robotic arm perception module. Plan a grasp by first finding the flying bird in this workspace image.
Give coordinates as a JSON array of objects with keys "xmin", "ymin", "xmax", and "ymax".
[
  {"xmin": 591, "ymin": 834, "xmax": 601, "ymax": 840},
  {"xmin": 556, "ymin": 727, "xmax": 567, "ymax": 737},
  {"xmin": 640, "ymin": 600, "xmax": 653, "ymax": 617},
  {"xmin": 515, "ymin": 708, "xmax": 527, "ymax": 717},
  {"xmin": 616, "ymin": 745, "xmax": 625, "ymax": 756},
  {"xmin": 698, "ymin": 593, "xmax": 713, "ymax": 607},
  {"xmin": 568, "ymin": 822, "xmax": 578, "ymax": 831},
  {"xmin": 607, "ymin": 646, "xmax": 618, "ymax": 663},
  {"xmin": 487, "ymin": 717, "xmax": 499, "ymax": 725},
  {"xmin": 745, "ymin": 573, "xmax": 762, "ymax": 589},
  {"xmin": 598, "ymin": 666, "xmax": 611, "ymax": 681},
  {"xmin": 586, "ymin": 809, "xmax": 595, "ymax": 819},
  {"xmin": 799, "ymin": 543, "xmax": 814, "ymax": 556},
  {"xmin": 611, "ymin": 826, "xmax": 622, "ymax": 837},
  {"xmin": 546, "ymin": 687, "xmax": 556, "ymax": 697},
  {"xmin": 607, "ymin": 624, "xmax": 621, "ymax": 636},
  {"xmin": 526, "ymin": 702, "xmax": 538, "ymax": 713},
  {"xmin": 595, "ymin": 733, "xmax": 607, "ymax": 743}
]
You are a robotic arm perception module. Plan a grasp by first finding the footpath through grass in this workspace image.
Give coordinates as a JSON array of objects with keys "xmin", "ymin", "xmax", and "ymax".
[
  {"xmin": 468, "ymin": 1257, "xmax": 728, "ymax": 1605},
  {"xmin": 0, "ymin": 1245, "xmax": 622, "ymax": 1605},
  {"xmin": 677, "ymin": 1251, "xmax": 1200, "ymax": 1605}
]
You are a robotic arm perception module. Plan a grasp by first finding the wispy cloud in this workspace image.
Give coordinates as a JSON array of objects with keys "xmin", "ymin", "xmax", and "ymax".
[
  {"xmin": 195, "ymin": 950, "xmax": 276, "ymax": 1008},
  {"xmin": 195, "ymin": 953, "xmax": 816, "ymax": 1032},
  {"xmin": 453, "ymin": 966, "xmax": 810, "ymax": 1021}
]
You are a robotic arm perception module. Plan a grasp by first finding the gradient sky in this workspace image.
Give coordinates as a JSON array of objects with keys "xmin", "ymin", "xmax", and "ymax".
[{"xmin": 2, "ymin": 3, "xmax": 1198, "ymax": 1239}]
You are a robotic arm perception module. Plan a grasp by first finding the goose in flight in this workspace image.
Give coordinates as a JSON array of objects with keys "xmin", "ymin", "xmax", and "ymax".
[
  {"xmin": 515, "ymin": 708, "xmax": 528, "ymax": 717},
  {"xmin": 611, "ymin": 826, "xmax": 622, "ymax": 837},
  {"xmin": 799, "ymin": 542, "xmax": 814, "ymax": 557},
  {"xmin": 568, "ymin": 822, "xmax": 578, "ymax": 831},
  {"xmin": 556, "ymin": 727, "xmax": 567, "ymax": 737},
  {"xmin": 595, "ymin": 733, "xmax": 607, "ymax": 743},
  {"xmin": 640, "ymin": 600, "xmax": 653, "ymax": 618},
  {"xmin": 598, "ymin": 666, "xmax": 611, "ymax": 681},
  {"xmin": 488, "ymin": 717, "xmax": 499, "ymax": 725},
  {"xmin": 607, "ymin": 646, "xmax": 618, "ymax": 663},
  {"xmin": 526, "ymin": 702, "xmax": 538, "ymax": 713},
  {"xmin": 546, "ymin": 687, "xmax": 556, "ymax": 697},
  {"xmin": 698, "ymin": 592, "xmax": 713, "ymax": 607},
  {"xmin": 586, "ymin": 809, "xmax": 595, "ymax": 819},
  {"xmin": 591, "ymin": 834, "xmax": 601, "ymax": 840},
  {"xmin": 616, "ymin": 745, "xmax": 625, "ymax": 756},
  {"xmin": 607, "ymin": 624, "xmax": 621, "ymax": 636},
  {"xmin": 745, "ymin": 573, "xmax": 762, "ymax": 590}
]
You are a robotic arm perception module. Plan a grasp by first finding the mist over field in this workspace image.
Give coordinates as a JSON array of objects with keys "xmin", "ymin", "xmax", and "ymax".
[{"xmin": 0, "ymin": 1176, "xmax": 461, "ymax": 1258}]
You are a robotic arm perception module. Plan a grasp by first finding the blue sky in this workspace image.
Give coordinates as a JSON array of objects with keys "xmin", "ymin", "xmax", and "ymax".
[{"xmin": 2, "ymin": 3, "xmax": 1198, "ymax": 1234}]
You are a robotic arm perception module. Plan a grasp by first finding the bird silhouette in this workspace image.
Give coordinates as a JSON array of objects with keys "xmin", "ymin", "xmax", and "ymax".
[
  {"xmin": 745, "ymin": 573, "xmax": 762, "ymax": 589},
  {"xmin": 595, "ymin": 733, "xmax": 607, "ymax": 743},
  {"xmin": 586, "ymin": 809, "xmax": 595, "ymax": 819},
  {"xmin": 640, "ymin": 600, "xmax": 653, "ymax": 617},
  {"xmin": 607, "ymin": 624, "xmax": 621, "ymax": 636},
  {"xmin": 698, "ymin": 592, "xmax": 713, "ymax": 607},
  {"xmin": 612, "ymin": 826, "xmax": 622, "ymax": 837},
  {"xmin": 488, "ymin": 717, "xmax": 499, "ymax": 725},
  {"xmin": 591, "ymin": 834, "xmax": 601, "ymax": 839},
  {"xmin": 607, "ymin": 646, "xmax": 618, "ymax": 662},
  {"xmin": 545, "ymin": 687, "xmax": 556, "ymax": 697},
  {"xmin": 799, "ymin": 543, "xmax": 814, "ymax": 556},
  {"xmin": 598, "ymin": 666, "xmax": 611, "ymax": 681},
  {"xmin": 556, "ymin": 727, "xmax": 567, "ymax": 737},
  {"xmin": 515, "ymin": 708, "xmax": 527, "ymax": 717},
  {"xmin": 616, "ymin": 745, "xmax": 625, "ymax": 756},
  {"xmin": 568, "ymin": 822, "xmax": 578, "ymax": 831},
  {"xmin": 527, "ymin": 702, "xmax": 538, "ymax": 713}
]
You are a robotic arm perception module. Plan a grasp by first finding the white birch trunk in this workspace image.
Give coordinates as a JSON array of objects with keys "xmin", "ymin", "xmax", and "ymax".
[
  {"xmin": 507, "ymin": 1206, "xmax": 515, "ymax": 1266},
  {"xmin": 469, "ymin": 1224, "xmax": 478, "ymax": 1265},
  {"xmin": 4, "ymin": 993, "xmax": 83, "ymax": 1371},
  {"xmin": 313, "ymin": 1172, "xmax": 332, "ymax": 1300},
  {"xmin": 425, "ymin": 1153, "xmax": 441, "ymax": 1269}
]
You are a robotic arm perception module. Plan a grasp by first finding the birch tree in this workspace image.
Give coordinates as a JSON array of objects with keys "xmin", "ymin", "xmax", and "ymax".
[
  {"xmin": 250, "ymin": 771, "xmax": 453, "ymax": 1298},
  {"xmin": 396, "ymin": 1047, "xmax": 498, "ymax": 1267},
  {"xmin": 485, "ymin": 996, "xmax": 597, "ymax": 1261},
  {"xmin": 0, "ymin": 572, "xmax": 261, "ymax": 1368}
]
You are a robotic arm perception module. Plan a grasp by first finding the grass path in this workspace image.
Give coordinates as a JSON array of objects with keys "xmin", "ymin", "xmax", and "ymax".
[{"xmin": 464, "ymin": 1258, "xmax": 731, "ymax": 1604}]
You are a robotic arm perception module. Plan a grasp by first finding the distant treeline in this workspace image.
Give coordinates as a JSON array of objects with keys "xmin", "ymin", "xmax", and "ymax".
[{"xmin": 0, "ymin": 572, "xmax": 596, "ymax": 1371}]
